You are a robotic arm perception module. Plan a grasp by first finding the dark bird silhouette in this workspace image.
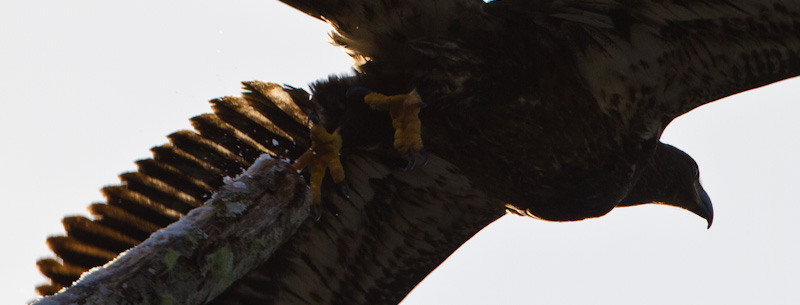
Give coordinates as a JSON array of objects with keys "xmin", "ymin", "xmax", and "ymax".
[{"xmin": 36, "ymin": 0, "xmax": 799, "ymax": 304}]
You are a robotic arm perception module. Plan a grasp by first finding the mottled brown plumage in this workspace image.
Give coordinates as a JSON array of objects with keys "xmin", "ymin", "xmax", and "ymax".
[
  {"xmin": 284, "ymin": 0, "xmax": 798, "ymax": 223},
  {"xmin": 36, "ymin": 81, "xmax": 503, "ymax": 304},
  {"xmin": 37, "ymin": 0, "xmax": 800, "ymax": 303}
]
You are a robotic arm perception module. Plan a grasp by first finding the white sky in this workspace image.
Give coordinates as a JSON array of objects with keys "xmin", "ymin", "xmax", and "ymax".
[{"xmin": 2, "ymin": 1, "xmax": 798, "ymax": 304}]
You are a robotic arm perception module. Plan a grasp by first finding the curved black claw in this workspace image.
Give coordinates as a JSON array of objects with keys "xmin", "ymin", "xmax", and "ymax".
[
  {"xmin": 404, "ymin": 152, "xmax": 417, "ymax": 171},
  {"xmin": 419, "ymin": 147, "xmax": 429, "ymax": 167},
  {"xmin": 307, "ymin": 111, "xmax": 321, "ymax": 125},
  {"xmin": 346, "ymin": 86, "xmax": 373, "ymax": 100},
  {"xmin": 337, "ymin": 181, "xmax": 350, "ymax": 200},
  {"xmin": 310, "ymin": 203, "xmax": 322, "ymax": 221}
]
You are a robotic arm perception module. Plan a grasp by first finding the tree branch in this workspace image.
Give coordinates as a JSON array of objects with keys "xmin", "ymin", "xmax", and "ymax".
[{"xmin": 32, "ymin": 156, "xmax": 311, "ymax": 305}]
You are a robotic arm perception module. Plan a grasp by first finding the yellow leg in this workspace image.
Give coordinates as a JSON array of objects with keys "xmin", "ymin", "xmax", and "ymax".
[
  {"xmin": 292, "ymin": 150, "xmax": 312, "ymax": 171},
  {"xmin": 293, "ymin": 120, "xmax": 347, "ymax": 220},
  {"xmin": 364, "ymin": 88, "xmax": 427, "ymax": 169},
  {"xmin": 328, "ymin": 157, "xmax": 345, "ymax": 184}
]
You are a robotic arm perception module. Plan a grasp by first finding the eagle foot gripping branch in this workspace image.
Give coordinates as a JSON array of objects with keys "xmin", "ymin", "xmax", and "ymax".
[{"xmin": 293, "ymin": 88, "xmax": 427, "ymax": 220}]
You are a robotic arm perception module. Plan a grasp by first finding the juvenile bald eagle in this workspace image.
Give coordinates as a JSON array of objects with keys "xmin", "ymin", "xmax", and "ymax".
[{"xmin": 36, "ymin": 0, "xmax": 799, "ymax": 304}]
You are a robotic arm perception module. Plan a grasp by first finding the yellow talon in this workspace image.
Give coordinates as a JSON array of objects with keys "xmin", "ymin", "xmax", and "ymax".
[
  {"xmin": 293, "ymin": 118, "xmax": 346, "ymax": 220},
  {"xmin": 364, "ymin": 88, "xmax": 427, "ymax": 169}
]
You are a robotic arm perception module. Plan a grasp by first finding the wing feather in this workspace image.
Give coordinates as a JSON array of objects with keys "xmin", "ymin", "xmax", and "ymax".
[
  {"xmin": 37, "ymin": 81, "xmax": 503, "ymax": 304},
  {"xmin": 278, "ymin": 0, "xmax": 486, "ymax": 66},
  {"xmin": 491, "ymin": 0, "xmax": 800, "ymax": 137}
]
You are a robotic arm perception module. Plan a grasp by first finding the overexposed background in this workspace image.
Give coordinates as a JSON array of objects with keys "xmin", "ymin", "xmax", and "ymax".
[{"xmin": 2, "ymin": 1, "xmax": 798, "ymax": 304}]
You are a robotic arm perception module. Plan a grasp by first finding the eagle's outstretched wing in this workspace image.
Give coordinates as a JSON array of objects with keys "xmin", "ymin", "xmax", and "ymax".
[
  {"xmin": 36, "ymin": 81, "xmax": 504, "ymax": 304},
  {"xmin": 277, "ymin": 0, "xmax": 486, "ymax": 66},
  {"xmin": 281, "ymin": 0, "xmax": 799, "ymax": 137},
  {"xmin": 491, "ymin": 0, "xmax": 800, "ymax": 138}
]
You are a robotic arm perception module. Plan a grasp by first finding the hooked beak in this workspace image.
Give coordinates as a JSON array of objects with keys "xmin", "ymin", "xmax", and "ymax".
[{"xmin": 693, "ymin": 181, "xmax": 714, "ymax": 229}]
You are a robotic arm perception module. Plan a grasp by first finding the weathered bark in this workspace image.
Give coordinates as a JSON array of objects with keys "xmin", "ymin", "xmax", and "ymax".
[{"xmin": 32, "ymin": 156, "xmax": 311, "ymax": 305}]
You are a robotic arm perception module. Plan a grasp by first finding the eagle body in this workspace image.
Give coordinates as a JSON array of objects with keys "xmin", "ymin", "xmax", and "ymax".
[
  {"xmin": 307, "ymin": 0, "xmax": 736, "ymax": 222},
  {"xmin": 33, "ymin": 0, "xmax": 800, "ymax": 304}
]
